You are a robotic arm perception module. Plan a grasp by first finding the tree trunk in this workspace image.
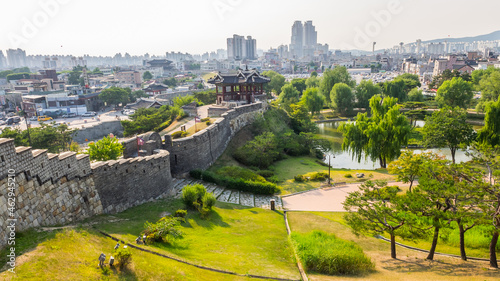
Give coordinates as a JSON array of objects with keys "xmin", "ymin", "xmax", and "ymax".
[
  {"xmin": 379, "ymin": 156, "xmax": 385, "ymax": 169},
  {"xmin": 427, "ymin": 226, "xmax": 440, "ymax": 260},
  {"xmin": 409, "ymin": 180, "xmax": 413, "ymax": 193},
  {"xmin": 390, "ymin": 233, "xmax": 397, "ymax": 259},
  {"xmin": 458, "ymin": 223, "xmax": 467, "ymax": 261},
  {"xmin": 450, "ymin": 148, "xmax": 456, "ymax": 164},
  {"xmin": 490, "ymin": 231, "xmax": 499, "ymax": 268}
]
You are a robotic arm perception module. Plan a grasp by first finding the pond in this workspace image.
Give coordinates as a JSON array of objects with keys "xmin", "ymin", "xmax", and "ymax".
[{"xmin": 318, "ymin": 121, "xmax": 473, "ymax": 170}]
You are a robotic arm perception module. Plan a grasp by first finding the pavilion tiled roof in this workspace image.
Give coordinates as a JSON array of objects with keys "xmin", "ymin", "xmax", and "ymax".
[{"xmin": 208, "ymin": 69, "xmax": 270, "ymax": 85}]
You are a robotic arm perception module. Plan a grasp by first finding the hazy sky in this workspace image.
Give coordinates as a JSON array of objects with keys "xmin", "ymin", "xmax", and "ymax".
[{"xmin": 1, "ymin": 0, "xmax": 499, "ymax": 56}]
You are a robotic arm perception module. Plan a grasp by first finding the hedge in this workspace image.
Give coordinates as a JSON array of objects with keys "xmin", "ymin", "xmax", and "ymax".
[{"xmin": 189, "ymin": 169, "xmax": 279, "ymax": 195}]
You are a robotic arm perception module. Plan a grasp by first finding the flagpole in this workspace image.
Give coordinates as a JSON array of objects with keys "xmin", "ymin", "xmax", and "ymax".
[{"xmin": 136, "ymin": 135, "xmax": 139, "ymax": 157}]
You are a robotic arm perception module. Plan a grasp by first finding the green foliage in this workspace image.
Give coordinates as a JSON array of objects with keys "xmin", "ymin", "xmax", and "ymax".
[
  {"xmin": 0, "ymin": 123, "xmax": 76, "ymax": 153},
  {"xmin": 339, "ymin": 95, "xmax": 411, "ymax": 168},
  {"xmin": 181, "ymin": 184, "xmax": 208, "ymax": 210},
  {"xmin": 355, "ymin": 80, "xmax": 382, "ymax": 109},
  {"xmin": 278, "ymin": 83, "xmax": 300, "ymax": 104},
  {"xmin": 294, "ymin": 174, "xmax": 306, "ymax": 182},
  {"xmin": 174, "ymin": 209, "xmax": 187, "ymax": 220},
  {"xmin": 430, "ymin": 69, "xmax": 471, "ymax": 89},
  {"xmin": 262, "ymin": 70, "xmax": 286, "ymax": 95},
  {"xmin": 288, "ymin": 103, "xmax": 317, "ymax": 133},
  {"xmin": 172, "ymin": 131, "xmax": 188, "ymax": 139},
  {"xmin": 199, "ymin": 171, "xmax": 279, "ymax": 195},
  {"xmin": 382, "ymin": 77, "xmax": 419, "ymax": 103},
  {"xmin": 301, "ymin": 87, "xmax": 325, "ymax": 115},
  {"xmin": 173, "ymin": 95, "xmax": 198, "ymax": 107},
  {"xmin": 114, "ymin": 248, "xmax": 132, "ymax": 270},
  {"xmin": 142, "ymin": 71, "xmax": 153, "ymax": 81},
  {"xmin": 422, "ymin": 107, "xmax": 476, "ymax": 163},
  {"xmin": 99, "ymin": 87, "xmax": 130, "ymax": 107},
  {"xmin": 215, "ymin": 166, "xmax": 267, "ymax": 182},
  {"xmin": 163, "ymin": 77, "xmax": 178, "ymax": 87},
  {"xmin": 233, "ymin": 132, "xmax": 280, "ymax": 169},
  {"xmin": 0, "ymin": 68, "xmax": 30, "ymax": 79},
  {"xmin": 291, "ymin": 78, "xmax": 307, "ymax": 93},
  {"xmin": 257, "ymin": 170, "xmax": 274, "ymax": 178},
  {"xmin": 292, "ymin": 231, "xmax": 374, "ymax": 275},
  {"xmin": 6, "ymin": 72, "xmax": 30, "ymax": 82},
  {"xmin": 69, "ymin": 141, "xmax": 80, "ymax": 153},
  {"xmin": 143, "ymin": 216, "xmax": 183, "ymax": 244},
  {"xmin": 309, "ymin": 172, "xmax": 329, "ymax": 181},
  {"xmin": 388, "ymin": 151, "xmax": 443, "ymax": 191},
  {"xmin": 305, "ymin": 75, "xmax": 321, "ymax": 89},
  {"xmin": 129, "ymin": 90, "xmax": 148, "ymax": 102},
  {"xmin": 87, "ymin": 136, "xmax": 123, "ymax": 161},
  {"xmin": 435, "ymin": 77, "xmax": 474, "ymax": 108},
  {"xmin": 407, "ymin": 88, "xmax": 424, "ymax": 102},
  {"xmin": 330, "ymin": 83, "xmax": 354, "ymax": 115},
  {"xmin": 478, "ymin": 97, "xmax": 500, "ymax": 146},
  {"xmin": 320, "ymin": 66, "xmax": 355, "ymax": 103},
  {"xmin": 189, "ymin": 169, "xmax": 203, "ymax": 179},
  {"xmin": 121, "ymin": 105, "xmax": 183, "ymax": 136},
  {"xmin": 344, "ymin": 173, "xmax": 353, "ymax": 178},
  {"xmin": 193, "ymin": 89, "xmax": 217, "ymax": 105}
]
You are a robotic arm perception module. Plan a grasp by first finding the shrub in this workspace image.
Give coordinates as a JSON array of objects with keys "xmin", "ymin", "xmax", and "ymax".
[
  {"xmin": 310, "ymin": 172, "xmax": 329, "ymax": 181},
  {"xmin": 294, "ymin": 174, "xmax": 306, "ymax": 182},
  {"xmin": 181, "ymin": 184, "xmax": 206, "ymax": 209},
  {"xmin": 189, "ymin": 169, "xmax": 203, "ymax": 179},
  {"xmin": 202, "ymin": 192, "xmax": 216, "ymax": 210},
  {"xmin": 197, "ymin": 171, "xmax": 279, "ymax": 195},
  {"xmin": 205, "ymin": 121, "xmax": 212, "ymax": 126},
  {"xmin": 172, "ymin": 131, "xmax": 188, "ymax": 139},
  {"xmin": 344, "ymin": 173, "xmax": 353, "ymax": 178},
  {"xmin": 114, "ymin": 248, "xmax": 132, "ymax": 270},
  {"xmin": 267, "ymin": 176, "xmax": 280, "ymax": 183},
  {"xmin": 174, "ymin": 209, "xmax": 187, "ymax": 220},
  {"xmin": 201, "ymin": 117, "xmax": 210, "ymax": 122},
  {"xmin": 292, "ymin": 231, "xmax": 374, "ymax": 275},
  {"xmin": 143, "ymin": 216, "xmax": 183, "ymax": 244},
  {"xmin": 216, "ymin": 166, "xmax": 266, "ymax": 183},
  {"xmin": 257, "ymin": 170, "xmax": 274, "ymax": 178}
]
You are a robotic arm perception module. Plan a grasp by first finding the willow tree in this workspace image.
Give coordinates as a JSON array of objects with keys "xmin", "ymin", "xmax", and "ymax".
[
  {"xmin": 339, "ymin": 95, "xmax": 411, "ymax": 168},
  {"xmin": 478, "ymin": 97, "xmax": 500, "ymax": 147}
]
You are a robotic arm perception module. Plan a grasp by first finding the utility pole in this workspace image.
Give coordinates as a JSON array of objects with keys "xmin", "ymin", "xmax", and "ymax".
[{"xmin": 24, "ymin": 112, "xmax": 32, "ymax": 146}]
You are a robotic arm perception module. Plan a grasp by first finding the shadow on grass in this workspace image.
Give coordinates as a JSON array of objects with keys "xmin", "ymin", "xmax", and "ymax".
[{"xmin": 381, "ymin": 257, "xmax": 499, "ymax": 278}]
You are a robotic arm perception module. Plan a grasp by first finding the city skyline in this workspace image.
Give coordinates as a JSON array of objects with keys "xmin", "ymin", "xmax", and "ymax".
[{"xmin": 0, "ymin": 0, "xmax": 500, "ymax": 56}]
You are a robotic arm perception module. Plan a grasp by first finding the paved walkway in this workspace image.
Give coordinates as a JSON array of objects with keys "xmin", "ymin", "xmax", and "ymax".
[
  {"xmin": 282, "ymin": 182, "xmax": 411, "ymax": 212},
  {"xmin": 169, "ymin": 178, "xmax": 283, "ymax": 209}
]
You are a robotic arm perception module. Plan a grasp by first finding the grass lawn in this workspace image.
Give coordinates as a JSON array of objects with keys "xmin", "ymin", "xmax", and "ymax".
[
  {"xmin": 287, "ymin": 211, "xmax": 500, "ymax": 281},
  {"xmin": 202, "ymin": 72, "xmax": 217, "ymax": 81},
  {"xmin": 0, "ymin": 228, "xmax": 260, "ymax": 281},
  {"xmin": 89, "ymin": 199, "xmax": 300, "ymax": 280},
  {"xmin": 272, "ymin": 156, "xmax": 396, "ymax": 195},
  {"xmin": 186, "ymin": 118, "xmax": 216, "ymax": 136}
]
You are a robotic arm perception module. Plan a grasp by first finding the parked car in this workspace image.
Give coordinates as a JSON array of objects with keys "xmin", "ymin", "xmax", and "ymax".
[
  {"xmin": 37, "ymin": 115, "xmax": 53, "ymax": 122},
  {"xmin": 81, "ymin": 111, "xmax": 97, "ymax": 117},
  {"xmin": 62, "ymin": 112, "xmax": 77, "ymax": 118},
  {"xmin": 30, "ymin": 116, "xmax": 38, "ymax": 121},
  {"xmin": 6, "ymin": 117, "xmax": 21, "ymax": 125}
]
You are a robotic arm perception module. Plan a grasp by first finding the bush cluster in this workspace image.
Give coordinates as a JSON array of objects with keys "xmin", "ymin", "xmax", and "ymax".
[
  {"xmin": 190, "ymin": 170, "xmax": 279, "ymax": 195},
  {"xmin": 172, "ymin": 131, "xmax": 188, "ymax": 139},
  {"xmin": 292, "ymin": 231, "xmax": 374, "ymax": 276},
  {"xmin": 142, "ymin": 216, "xmax": 183, "ymax": 244},
  {"xmin": 181, "ymin": 184, "xmax": 216, "ymax": 217},
  {"xmin": 294, "ymin": 174, "xmax": 306, "ymax": 182},
  {"xmin": 114, "ymin": 248, "xmax": 132, "ymax": 270}
]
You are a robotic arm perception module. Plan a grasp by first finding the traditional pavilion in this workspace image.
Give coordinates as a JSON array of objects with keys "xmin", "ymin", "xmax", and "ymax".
[{"xmin": 207, "ymin": 68, "xmax": 270, "ymax": 106}]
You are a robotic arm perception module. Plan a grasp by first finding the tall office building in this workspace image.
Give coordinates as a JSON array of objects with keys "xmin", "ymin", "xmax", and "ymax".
[
  {"xmin": 227, "ymin": 34, "xmax": 257, "ymax": 60},
  {"xmin": 290, "ymin": 21, "xmax": 304, "ymax": 58},
  {"xmin": 6, "ymin": 48, "xmax": 27, "ymax": 68},
  {"xmin": 0, "ymin": 50, "xmax": 6, "ymax": 69},
  {"xmin": 303, "ymin": 21, "xmax": 317, "ymax": 47}
]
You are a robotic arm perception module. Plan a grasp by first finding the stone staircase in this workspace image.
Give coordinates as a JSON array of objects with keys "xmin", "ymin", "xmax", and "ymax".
[{"xmin": 169, "ymin": 178, "xmax": 283, "ymax": 209}]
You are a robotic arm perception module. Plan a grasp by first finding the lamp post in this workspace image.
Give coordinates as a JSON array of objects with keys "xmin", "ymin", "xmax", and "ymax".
[
  {"xmin": 328, "ymin": 154, "xmax": 335, "ymax": 186},
  {"xmin": 24, "ymin": 111, "xmax": 31, "ymax": 146}
]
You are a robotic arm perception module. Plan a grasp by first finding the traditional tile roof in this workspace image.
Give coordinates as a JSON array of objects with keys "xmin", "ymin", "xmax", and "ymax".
[{"xmin": 208, "ymin": 69, "xmax": 270, "ymax": 85}]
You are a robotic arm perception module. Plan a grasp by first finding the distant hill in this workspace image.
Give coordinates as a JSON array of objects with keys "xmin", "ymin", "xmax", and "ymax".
[{"xmin": 422, "ymin": 30, "xmax": 500, "ymax": 44}]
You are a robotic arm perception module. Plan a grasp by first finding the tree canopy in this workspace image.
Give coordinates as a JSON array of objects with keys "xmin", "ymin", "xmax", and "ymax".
[
  {"xmin": 99, "ymin": 87, "xmax": 131, "ymax": 107},
  {"xmin": 88, "ymin": 136, "xmax": 124, "ymax": 161},
  {"xmin": 319, "ymin": 66, "xmax": 355, "ymax": 104},
  {"xmin": 300, "ymin": 87, "xmax": 324, "ymax": 116},
  {"xmin": 435, "ymin": 77, "xmax": 474, "ymax": 108},
  {"xmin": 330, "ymin": 83, "xmax": 354, "ymax": 115},
  {"xmin": 0, "ymin": 123, "xmax": 76, "ymax": 153},
  {"xmin": 262, "ymin": 70, "xmax": 286, "ymax": 95},
  {"xmin": 278, "ymin": 83, "xmax": 300, "ymax": 104},
  {"xmin": 339, "ymin": 95, "xmax": 411, "ymax": 168},
  {"xmin": 477, "ymin": 97, "xmax": 500, "ymax": 147},
  {"xmin": 355, "ymin": 80, "xmax": 381, "ymax": 109},
  {"xmin": 422, "ymin": 106, "xmax": 476, "ymax": 164},
  {"xmin": 142, "ymin": 71, "xmax": 153, "ymax": 81}
]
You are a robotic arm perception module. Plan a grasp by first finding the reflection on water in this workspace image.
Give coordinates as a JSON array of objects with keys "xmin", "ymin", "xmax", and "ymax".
[{"xmin": 318, "ymin": 121, "xmax": 472, "ymax": 170}]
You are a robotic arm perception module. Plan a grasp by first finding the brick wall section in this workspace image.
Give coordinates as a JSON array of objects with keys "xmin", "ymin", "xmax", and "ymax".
[
  {"xmin": 91, "ymin": 149, "xmax": 173, "ymax": 214},
  {"xmin": 164, "ymin": 102, "xmax": 266, "ymax": 176},
  {"xmin": 122, "ymin": 132, "xmax": 163, "ymax": 158}
]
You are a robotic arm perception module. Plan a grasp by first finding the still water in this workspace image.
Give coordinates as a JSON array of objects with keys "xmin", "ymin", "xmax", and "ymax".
[{"xmin": 318, "ymin": 121, "xmax": 472, "ymax": 170}]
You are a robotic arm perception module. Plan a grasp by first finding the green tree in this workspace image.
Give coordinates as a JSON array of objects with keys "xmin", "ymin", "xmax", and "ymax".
[
  {"xmin": 262, "ymin": 70, "xmax": 286, "ymax": 95},
  {"xmin": 99, "ymin": 87, "xmax": 130, "ymax": 107},
  {"xmin": 383, "ymin": 77, "xmax": 418, "ymax": 103},
  {"xmin": 319, "ymin": 66, "xmax": 355, "ymax": 103},
  {"xmin": 87, "ymin": 136, "xmax": 123, "ymax": 161},
  {"xmin": 163, "ymin": 77, "xmax": 178, "ymax": 87},
  {"xmin": 388, "ymin": 151, "xmax": 444, "ymax": 191},
  {"xmin": 422, "ymin": 107, "xmax": 476, "ymax": 164},
  {"xmin": 300, "ymin": 87, "xmax": 324, "ymax": 115},
  {"xmin": 343, "ymin": 180, "xmax": 407, "ymax": 259},
  {"xmin": 305, "ymin": 75, "xmax": 320, "ymax": 88},
  {"xmin": 278, "ymin": 83, "xmax": 300, "ymax": 104},
  {"xmin": 435, "ymin": 77, "xmax": 474, "ymax": 108},
  {"xmin": 6, "ymin": 73, "xmax": 30, "ymax": 82},
  {"xmin": 479, "ymin": 71, "xmax": 500, "ymax": 102},
  {"xmin": 407, "ymin": 88, "xmax": 424, "ymax": 102},
  {"xmin": 114, "ymin": 248, "xmax": 132, "ymax": 270},
  {"xmin": 339, "ymin": 95, "xmax": 411, "ymax": 168},
  {"xmin": 197, "ymin": 82, "xmax": 204, "ymax": 89},
  {"xmin": 355, "ymin": 80, "xmax": 381, "ymax": 109},
  {"xmin": 173, "ymin": 95, "xmax": 197, "ymax": 107},
  {"xmin": 330, "ymin": 83, "xmax": 354, "ymax": 115},
  {"xmin": 0, "ymin": 123, "xmax": 76, "ymax": 153},
  {"xmin": 142, "ymin": 71, "xmax": 153, "ymax": 81},
  {"xmin": 129, "ymin": 90, "xmax": 148, "ymax": 102},
  {"xmin": 291, "ymin": 78, "xmax": 307, "ymax": 93},
  {"xmin": 478, "ymin": 97, "xmax": 500, "ymax": 146},
  {"xmin": 233, "ymin": 132, "xmax": 280, "ymax": 169}
]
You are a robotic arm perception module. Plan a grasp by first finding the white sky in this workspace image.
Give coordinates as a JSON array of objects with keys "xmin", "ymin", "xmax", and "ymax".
[{"xmin": 1, "ymin": 0, "xmax": 499, "ymax": 56}]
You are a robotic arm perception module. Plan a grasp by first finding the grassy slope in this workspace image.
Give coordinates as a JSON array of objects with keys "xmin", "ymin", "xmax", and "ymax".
[
  {"xmin": 0, "ymin": 228, "xmax": 259, "ymax": 281},
  {"xmin": 287, "ymin": 212, "xmax": 500, "ymax": 281},
  {"xmin": 90, "ymin": 199, "xmax": 299, "ymax": 280}
]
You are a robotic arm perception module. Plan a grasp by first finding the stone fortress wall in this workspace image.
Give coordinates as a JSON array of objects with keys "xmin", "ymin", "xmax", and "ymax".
[{"xmin": 0, "ymin": 101, "xmax": 265, "ymax": 247}]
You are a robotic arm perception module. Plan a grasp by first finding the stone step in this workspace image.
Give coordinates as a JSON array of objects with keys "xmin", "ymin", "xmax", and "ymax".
[
  {"xmin": 205, "ymin": 184, "xmax": 217, "ymax": 194},
  {"xmin": 218, "ymin": 189, "xmax": 232, "ymax": 202},
  {"xmin": 212, "ymin": 187, "xmax": 225, "ymax": 198},
  {"xmin": 227, "ymin": 190, "xmax": 239, "ymax": 204},
  {"xmin": 239, "ymin": 192, "xmax": 255, "ymax": 207}
]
